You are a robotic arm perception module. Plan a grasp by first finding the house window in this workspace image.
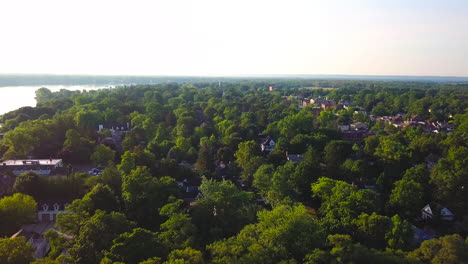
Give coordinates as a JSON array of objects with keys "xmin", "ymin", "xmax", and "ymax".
[{"xmin": 42, "ymin": 204, "xmax": 49, "ymax": 211}]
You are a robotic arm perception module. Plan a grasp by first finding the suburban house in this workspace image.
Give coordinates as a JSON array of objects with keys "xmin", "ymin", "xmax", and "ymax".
[
  {"xmin": 406, "ymin": 115, "xmax": 425, "ymax": 124},
  {"xmin": 321, "ymin": 102, "xmax": 334, "ymax": 110},
  {"xmin": 37, "ymin": 200, "xmax": 69, "ymax": 222},
  {"xmin": 310, "ymin": 97, "xmax": 334, "ymax": 105},
  {"xmin": 421, "ymin": 204, "xmax": 455, "ymax": 221},
  {"xmin": 338, "ymin": 100, "xmax": 354, "ymax": 109},
  {"xmin": 178, "ymin": 177, "xmax": 203, "ymax": 205},
  {"xmin": 261, "ymin": 136, "xmax": 276, "ymax": 152},
  {"xmin": 350, "ymin": 122, "xmax": 368, "ymax": 130},
  {"xmin": 311, "ymin": 107, "xmax": 323, "ymax": 116},
  {"xmin": 11, "ymin": 223, "xmax": 72, "ymax": 259},
  {"xmin": 10, "ymin": 200, "xmax": 71, "ymax": 259},
  {"xmin": 286, "ymin": 152, "xmax": 304, "ymax": 163},
  {"xmin": 0, "ymin": 159, "xmax": 64, "ymax": 176},
  {"xmin": 338, "ymin": 124, "xmax": 350, "ymax": 132}
]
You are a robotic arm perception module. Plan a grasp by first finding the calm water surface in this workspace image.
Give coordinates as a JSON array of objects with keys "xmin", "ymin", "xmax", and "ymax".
[{"xmin": 0, "ymin": 85, "xmax": 110, "ymax": 115}]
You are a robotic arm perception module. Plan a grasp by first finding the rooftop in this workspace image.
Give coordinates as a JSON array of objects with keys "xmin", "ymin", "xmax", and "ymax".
[{"xmin": 1, "ymin": 159, "xmax": 62, "ymax": 166}]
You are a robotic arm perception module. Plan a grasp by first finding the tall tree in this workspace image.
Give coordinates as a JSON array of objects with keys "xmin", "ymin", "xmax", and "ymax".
[
  {"xmin": 91, "ymin": 144, "xmax": 115, "ymax": 166},
  {"xmin": 67, "ymin": 211, "xmax": 136, "ymax": 264},
  {"xmin": 0, "ymin": 193, "xmax": 37, "ymax": 236},
  {"xmin": 0, "ymin": 237, "xmax": 35, "ymax": 264}
]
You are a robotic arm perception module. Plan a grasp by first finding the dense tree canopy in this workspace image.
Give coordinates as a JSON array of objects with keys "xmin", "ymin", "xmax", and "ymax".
[{"xmin": 0, "ymin": 80, "xmax": 466, "ymax": 263}]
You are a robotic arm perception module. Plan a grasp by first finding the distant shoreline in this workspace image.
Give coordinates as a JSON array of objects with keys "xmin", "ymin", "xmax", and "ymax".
[
  {"xmin": 1, "ymin": 74, "xmax": 468, "ymax": 86},
  {"xmin": 0, "ymin": 85, "xmax": 110, "ymax": 115}
]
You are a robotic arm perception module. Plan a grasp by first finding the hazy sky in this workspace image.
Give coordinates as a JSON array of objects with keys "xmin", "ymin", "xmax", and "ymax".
[{"xmin": 1, "ymin": 0, "xmax": 468, "ymax": 76}]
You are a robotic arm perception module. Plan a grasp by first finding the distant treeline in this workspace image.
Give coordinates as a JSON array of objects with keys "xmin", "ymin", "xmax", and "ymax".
[{"xmin": 1, "ymin": 74, "xmax": 468, "ymax": 87}]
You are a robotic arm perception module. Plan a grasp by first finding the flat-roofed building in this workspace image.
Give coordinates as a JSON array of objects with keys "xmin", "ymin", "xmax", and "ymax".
[{"xmin": 0, "ymin": 159, "xmax": 63, "ymax": 176}]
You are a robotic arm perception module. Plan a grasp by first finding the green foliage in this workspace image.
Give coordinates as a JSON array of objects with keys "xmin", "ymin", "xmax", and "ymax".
[
  {"xmin": 0, "ymin": 80, "xmax": 467, "ymax": 263},
  {"xmin": 388, "ymin": 178, "xmax": 426, "ymax": 219},
  {"xmin": 0, "ymin": 237, "xmax": 35, "ymax": 264},
  {"xmin": 208, "ymin": 204, "xmax": 325, "ymax": 264},
  {"xmin": 409, "ymin": 234, "xmax": 468, "ymax": 264},
  {"xmin": 235, "ymin": 140, "xmax": 265, "ymax": 184},
  {"xmin": 159, "ymin": 199, "xmax": 197, "ymax": 250},
  {"xmin": 91, "ymin": 144, "xmax": 116, "ymax": 166},
  {"xmin": 354, "ymin": 213, "xmax": 392, "ymax": 249},
  {"xmin": 2, "ymin": 119, "xmax": 58, "ymax": 159},
  {"xmin": 122, "ymin": 166, "xmax": 179, "ymax": 229},
  {"xmin": 374, "ymin": 136, "xmax": 410, "ymax": 163},
  {"xmin": 430, "ymin": 146, "xmax": 468, "ymax": 214},
  {"xmin": 386, "ymin": 215, "xmax": 414, "ymax": 251},
  {"xmin": 304, "ymin": 234, "xmax": 418, "ymax": 264},
  {"xmin": 192, "ymin": 179, "xmax": 255, "ymax": 242},
  {"xmin": 164, "ymin": 248, "xmax": 205, "ymax": 264},
  {"xmin": 105, "ymin": 228, "xmax": 166, "ymax": 264},
  {"xmin": 63, "ymin": 128, "xmax": 94, "ymax": 162},
  {"xmin": 68, "ymin": 210, "xmax": 136, "ymax": 264},
  {"xmin": 13, "ymin": 171, "xmax": 40, "ymax": 198},
  {"xmin": 312, "ymin": 177, "xmax": 378, "ymax": 234},
  {"xmin": 0, "ymin": 193, "xmax": 37, "ymax": 236},
  {"xmin": 44, "ymin": 229, "xmax": 72, "ymax": 259},
  {"xmin": 118, "ymin": 151, "xmax": 137, "ymax": 174}
]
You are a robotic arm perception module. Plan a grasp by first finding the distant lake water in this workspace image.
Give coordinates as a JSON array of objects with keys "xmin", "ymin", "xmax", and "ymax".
[{"xmin": 0, "ymin": 85, "xmax": 111, "ymax": 116}]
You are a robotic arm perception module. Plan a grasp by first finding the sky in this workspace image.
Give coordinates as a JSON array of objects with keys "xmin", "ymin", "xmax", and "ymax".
[{"xmin": 1, "ymin": 0, "xmax": 468, "ymax": 77}]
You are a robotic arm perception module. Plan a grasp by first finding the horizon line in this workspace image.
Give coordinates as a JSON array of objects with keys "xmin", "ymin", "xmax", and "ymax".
[{"xmin": 1, "ymin": 72, "xmax": 468, "ymax": 79}]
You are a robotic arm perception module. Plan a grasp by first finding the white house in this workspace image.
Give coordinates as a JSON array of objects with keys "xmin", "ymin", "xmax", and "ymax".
[
  {"xmin": 261, "ymin": 136, "xmax": 275, "ymax": 152},
  {"xmin": 0, "ymin": 159, "xmax": 63, "ymax": 176},
  {"xmin": 37, "ymin": 201, "xmax": 69, "ymax": 222}
]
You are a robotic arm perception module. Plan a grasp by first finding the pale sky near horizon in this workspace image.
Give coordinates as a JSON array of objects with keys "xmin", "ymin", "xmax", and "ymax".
[{"xmin": 1, "ymin": 0, "xmax": 467, "ymax": 77}]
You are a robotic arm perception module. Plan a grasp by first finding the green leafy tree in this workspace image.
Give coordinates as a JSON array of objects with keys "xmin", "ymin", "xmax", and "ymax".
[
  {"xmin": 353, "ymin": 213, "xmax": 392, "ymax": 249},
  {"xmin": 192, "ymin": 179, "xmax": 255, "ymax": 242},
  {"xmin": 105, "ymin": 228, "xmax": 166, "ymax": 264},
  {"xmin": 164, "ymin": 248, "xmax": 205, "ymax": 264},
  {"xmin": 304, "ymin": 234, "xmax": 418, "ymax": 264},
  {"xmin": 68, "ymin": 210, "xmax": 136, "ymax": 264},
  {"xmin": 122, "ymin": 167, "xmax": 179, "ymax": 229},
  {"xmin": 0, "ymin": 237, "xmax": 35, "ymax": 264},
  {"xmin": 430, "ymin": 146, "xmax": 468, "ymax": 214},
  {"xmin": 62, "ymin": 128, "xmax": 94, "ymax": 162},
  {"xmin": 194, "ymin": 137, "xmax": 215, "ymax": 173},
  {"xmin": 13, "ymin": 171, "xmax": 40, "ymax": 198},
  {"xmin": 323, "ymin": 140, "xmax": 353, "ymax": 179},
  {"xmin": 43, "ymin": 229, "xmax": 72, "ymax": 260},
  {"xmin": 267, "ymin": 161, "xmax": 297, "ymax": 206},
  {"xmin": 159, "ymin": 199, "xmax": 197, "ymax": 250},
  {"xmin": 388, "ymin": 179, "xmax": 425, "ymax": 219},
  {"xmin": 385, "ymin": 215, "xmax": 414, "ymax": 251},
  {"xmin": 118, "ymin": 151, "xmax": 137, "ymax": 175},
  {"xmin": 374, "ymin": 136, "xmax": 409, "ymax": 163},
  {"xmin": 408, "ymin": 234, "xmax": 468, "ymax": 264},
  {"xmin": 0, "ymin": 193, "xmax": 37, "ymax": 236},
  {"xmin": 235, "ymin": 140, "xmax": 265, "ymax": 184},
  {"xmin": 208, "ymin": 204, "xmax": 325, "ymax": 263},
  {"xmin": 75, "ymin": 109, "xmax": 101, "ymax": 136},
  {"xmin": 91, "ymin": 144, "xmax": 116, "ymax": 166},
  {"xmin": 312, "ymin": 177, "xmax": 378, "ymax": 234},
  {"xmin": 252, "ymin": 164, "xmax": 275, "ymax": 196}
]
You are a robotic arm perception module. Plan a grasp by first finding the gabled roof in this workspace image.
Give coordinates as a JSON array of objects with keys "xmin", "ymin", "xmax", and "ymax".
[
  {"xmin": 261, "ymin": 136, "xmax": 275, "ymax": 145},
  {"xmin": 422, "ymin": 204, "xmax": 433, "ymax": 216},
  {"xmin": 440, "ymin": 207, "xmax": 454, "ymax": 217},
  {"xmin": 287, "ymin": 154, "xmax": 304, "ymax": 163}
]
